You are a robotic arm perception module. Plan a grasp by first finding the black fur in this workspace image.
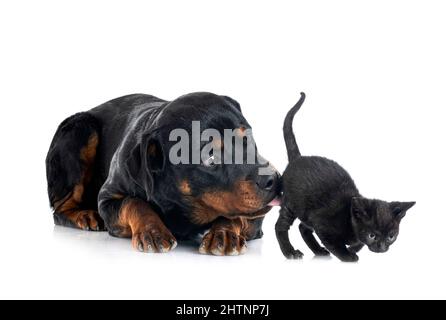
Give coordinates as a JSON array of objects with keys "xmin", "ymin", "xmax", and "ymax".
[
  {"xmin": 283, "ymin": 92, "xmax": 305, "ymax": 160},
  {"xmin": 46, "ymin": 112, "xmax": 101, "ymax": 207},
  {"xmin": 275, "ymin": 93, "xmax": 416, "ymax": 262},
  {"xmin": 46, "ymin": 93, "xmax": 280, "ymax": 246}
]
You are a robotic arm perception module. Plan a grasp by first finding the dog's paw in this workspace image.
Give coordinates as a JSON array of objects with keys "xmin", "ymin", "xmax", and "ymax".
[
  {"xmin": 75, "ymin": 210, "xmax": 104, "ymax": 231},
  {"xmin": 284, "ymin": 249, "xmax": 304, "ymax": 260},
  {"xmin": 199, "ymin": 229, "xmax": 247, "ymax": 256},
  {"xmin": 132, "ymin": 228, "xmax": 177, "ymax": 253}
]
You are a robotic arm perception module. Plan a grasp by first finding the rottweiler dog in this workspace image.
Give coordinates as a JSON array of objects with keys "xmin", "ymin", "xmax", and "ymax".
[{"xmin": 46, "ymin": 92, "xmax": 280, "ymax": 255}]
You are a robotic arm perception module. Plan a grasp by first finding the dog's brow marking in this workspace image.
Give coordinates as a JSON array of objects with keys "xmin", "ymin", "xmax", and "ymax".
[
  {"xmin": 178, "ymin": 180, "xmax": 192, "ymax": 195},
  {"xmin": 236, "ymin": 126, "xmax": 247, "ymax": 137}
]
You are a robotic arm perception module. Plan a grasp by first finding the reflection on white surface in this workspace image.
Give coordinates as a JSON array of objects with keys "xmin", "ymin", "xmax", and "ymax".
[
  {"xmin": 52, "ymin": 225, "xmax": 265, "ymax": 257},
  {"xmin": 0, "ymin": 201, "xmax": 441, "ymax": 300}
]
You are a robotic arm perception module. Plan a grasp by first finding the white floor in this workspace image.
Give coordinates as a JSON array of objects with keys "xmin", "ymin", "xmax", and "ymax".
[{"xmin": 1, "ymin": 201, "xmax": 444, "ymax": 299}]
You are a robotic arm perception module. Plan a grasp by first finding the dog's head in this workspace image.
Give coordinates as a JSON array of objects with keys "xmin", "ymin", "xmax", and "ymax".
[{"xmin": 126, "ymin": 92, "xmax": 280, "ymax": 224}]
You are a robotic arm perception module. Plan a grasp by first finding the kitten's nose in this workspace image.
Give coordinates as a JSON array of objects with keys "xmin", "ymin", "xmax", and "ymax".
[{"xmin": 379, "ymin": 243, "xmax": 388, "ymax": 253}]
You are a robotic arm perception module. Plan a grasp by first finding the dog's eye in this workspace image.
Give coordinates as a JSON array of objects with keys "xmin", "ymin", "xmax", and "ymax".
[{"xmin": 203, "ymin": 155, "xmax": 216, "ymax": 167}]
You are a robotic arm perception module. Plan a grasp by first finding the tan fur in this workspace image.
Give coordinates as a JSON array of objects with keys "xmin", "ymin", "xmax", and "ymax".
[
  {"xmin": 179, "ymin": 180, "xmax": 192, "ymax": 195},
  {"xmin": 117, "ymin": 198, "xmax": 176, "ymax": 252},
  {"xmin": 189, "ymin": 181, "xmax": 264, "ymax": 225},
  {"xmin": 235, "ymin": 126, "xmax": 246, "ymax": 137}
]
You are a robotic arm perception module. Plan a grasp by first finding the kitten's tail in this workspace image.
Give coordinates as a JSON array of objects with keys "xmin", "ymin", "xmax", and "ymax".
[{"xmin": 283, "ymin": 92, "xmax": 306, "ymax": 161}]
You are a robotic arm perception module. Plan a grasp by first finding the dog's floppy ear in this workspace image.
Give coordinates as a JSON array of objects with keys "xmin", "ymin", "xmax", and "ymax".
[
  {"xmin": 221, "ymin": 95, "xmax": 242, "ymax": 112},
  {"xmin": 124, "ymin": 132, "xmax": 165, "ymax": 201}
]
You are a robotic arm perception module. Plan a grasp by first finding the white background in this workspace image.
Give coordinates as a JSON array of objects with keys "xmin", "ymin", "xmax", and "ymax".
[{"xmin": 0, "ymin": 0, "xmax": 444, "ymax": 299}]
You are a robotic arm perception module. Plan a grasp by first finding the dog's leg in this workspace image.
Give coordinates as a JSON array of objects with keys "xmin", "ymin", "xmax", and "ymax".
[
  {"xmin": 243, "ymin": 216, "xmax": 265, "ymax": 240},
  {"xmin": 299, "ymin": 223, "xmax": 330, "ymax": 256},
  {"xmin": 99, "ymin": 196, "xmax": 177, "ymax": 253},
  {"xmin": 47, "ymin": 113, "xmax": 105, "ymax": 231},
  {"xmin": 199, "ymin": 217, "xmax": 255, "ymax": 256},
  {"xmin": 275, "ymin": 207, "xmax": 303, "ymax": 259}
]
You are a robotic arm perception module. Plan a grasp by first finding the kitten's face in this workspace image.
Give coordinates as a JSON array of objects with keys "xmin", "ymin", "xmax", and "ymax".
[{"xmin": 350, "ymin": 197, "xmax": 415, "ymax": 253}]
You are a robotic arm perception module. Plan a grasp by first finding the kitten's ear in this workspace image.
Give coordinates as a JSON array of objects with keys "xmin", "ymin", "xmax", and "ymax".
[
  {"xmin": 351, "ymin": 197, "xmax": 370, "ymax": 219},
  {"xmin": 391, "ymin": 201, "xmax": 416, "ymax": 220}
]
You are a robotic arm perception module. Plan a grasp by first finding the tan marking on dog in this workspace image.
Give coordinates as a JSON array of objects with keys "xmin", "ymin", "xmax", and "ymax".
[
  {"xmin": 179, "ymin": 180, "xmax": 192, "ymax": 195},
  {"xmin": 235, "ymin": 127, "xmax": 247, "ymax": 137},
  {"xmin": 117, "ymin": 198, "xmax": 176, "ymax": 252},
  {"xmin": 148, "ymin": 143, "xmax": 157, "ymax": 157},
  {"xmin": 189, "ymin": 181, "xmax": 264, "ymax": 225},
  {"xmin": 80, "ymin": 133, "xmax": 98, "ymax": 164},
  {"xmin": 117, "ymin": 198, "xmax": 160, "ymax": 235},
  {"xmin": 64, "ymin": 209, "xmax": 100, "ymax": 230}
]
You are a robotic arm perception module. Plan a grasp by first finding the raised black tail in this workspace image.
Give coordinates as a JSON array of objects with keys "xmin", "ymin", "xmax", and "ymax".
[{"xmin": 283, "ymin": 92, "xmax": 306, "ymax": 161}]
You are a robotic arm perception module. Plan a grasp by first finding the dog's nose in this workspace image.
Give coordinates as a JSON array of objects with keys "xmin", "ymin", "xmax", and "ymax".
[{"xmin": 256, "ymin": 173, "xmax": 278, "ymax": 191}]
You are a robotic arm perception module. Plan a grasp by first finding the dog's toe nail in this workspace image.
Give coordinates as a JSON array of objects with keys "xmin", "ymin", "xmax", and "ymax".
[
  {"xmin": 227, "ymin": 249, "xmax": 239, "ymax": 256},
  {"xmin": 211, "ymin": 247, "xmax": 224, "ymax": 256},
  {"xmin": 170, "ymin": 239, "xmax": 177, "ymax": 250}
]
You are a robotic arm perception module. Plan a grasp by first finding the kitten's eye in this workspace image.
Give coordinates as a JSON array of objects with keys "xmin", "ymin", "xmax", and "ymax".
[
  {"xmin": 388, "ymin": 235, "xmax": 396, "ymax": 242},
  {"xmin": 368, "ymin": 233, "xmax": 376, "ymax": 240},
  {"xmin": 203, "ymin": 155, "xmax": 216, "ymax": 167}
]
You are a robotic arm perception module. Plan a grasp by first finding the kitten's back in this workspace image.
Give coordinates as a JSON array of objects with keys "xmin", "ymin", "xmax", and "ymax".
[{"xmin": 283, "ymin": 156, "xmax": 358, "ymax": 208}]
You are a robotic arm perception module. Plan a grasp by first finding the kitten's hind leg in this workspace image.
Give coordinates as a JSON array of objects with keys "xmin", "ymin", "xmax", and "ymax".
[
  {"xmin": 299, "ymin": 223, "xmax": 330, "ymax": 256},
  {"xmin": 275, "ymin": 207, "xmax": 303, "ymax": 259},
  {"xmin": 348, "ymin": 243, "xmax": 364, "ymax": 253},
  {"xmin": 319, "ymin": 236, "xmax": 359, "ymax": 262}
]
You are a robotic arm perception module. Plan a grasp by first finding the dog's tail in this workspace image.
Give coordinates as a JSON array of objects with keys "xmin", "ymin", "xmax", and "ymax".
[{"xmin": 283, "ymin": 92, "xmax": 306, "ymax": 161}]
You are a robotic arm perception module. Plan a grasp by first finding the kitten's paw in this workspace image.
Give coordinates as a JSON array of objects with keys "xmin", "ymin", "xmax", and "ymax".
[
  {"xmin": 339, "ymin": 253, "xmax": 359, "ymax": 263},
  {"xmin": 285, "ymin": 250, "xmax": 304, "ymax": 260},
  {"xmin": 314, "ymin": 248, "xmax": 330, "ymax": 256}
]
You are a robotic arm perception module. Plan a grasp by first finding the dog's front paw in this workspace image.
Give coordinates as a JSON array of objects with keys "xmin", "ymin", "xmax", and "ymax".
[
  {"xmin": 132, "ymin": 228, "xmax": 177, "ymax": 253},
  {"xmin": 199, "ymin": 229, "xmax": 247, "ymax": 256}
]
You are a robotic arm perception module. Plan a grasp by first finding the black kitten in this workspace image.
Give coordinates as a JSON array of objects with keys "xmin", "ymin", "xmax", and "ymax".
[{"xmin": 275, "ymin": 93, "xmax": 415, "ymax": 262}]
